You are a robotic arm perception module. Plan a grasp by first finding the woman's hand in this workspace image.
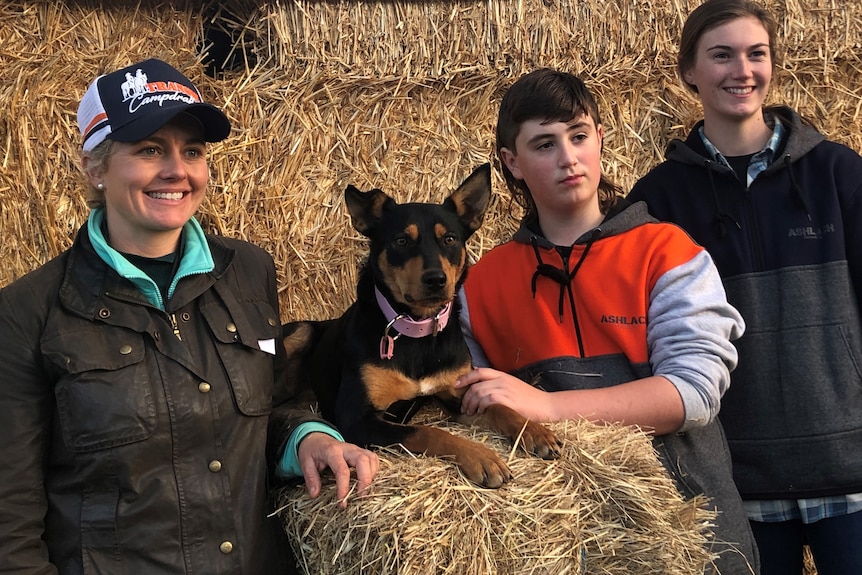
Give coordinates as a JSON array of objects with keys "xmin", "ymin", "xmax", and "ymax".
[{"xmin": 296, "ymin": 433, "xmax": 380, "ymax": 508}]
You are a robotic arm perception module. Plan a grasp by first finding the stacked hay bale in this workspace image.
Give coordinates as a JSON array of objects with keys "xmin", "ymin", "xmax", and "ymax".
[
  {"xmin": 1, "ymin": 0, "xmax": 859, "ymax": 321},
  {"xmin": 2, "ymin": 1, "xmax": 858, "ymax": 573},
  {"xmin": 0, "ymin": 1, "xmax": 209, "ymax": 287}
]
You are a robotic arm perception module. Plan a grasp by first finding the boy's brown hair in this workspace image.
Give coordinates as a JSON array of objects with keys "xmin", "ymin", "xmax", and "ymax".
[{"xmin": 495, "ymin": 68, "xmax": 620, "ymax": 224}]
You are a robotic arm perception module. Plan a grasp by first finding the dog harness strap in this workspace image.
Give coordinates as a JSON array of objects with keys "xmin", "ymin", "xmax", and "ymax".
[{"xmin": 374, "ymin": 286, "xmax": 452, "ymax": 359}]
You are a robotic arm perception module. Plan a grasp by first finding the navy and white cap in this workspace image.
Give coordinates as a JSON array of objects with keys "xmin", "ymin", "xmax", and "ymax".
[{"xmin": 77, "ymin": 58, "xmax": 231, "ymax": 152}]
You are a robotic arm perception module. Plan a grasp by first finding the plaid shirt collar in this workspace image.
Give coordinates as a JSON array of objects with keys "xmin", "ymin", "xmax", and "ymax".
[{"xmin": 698, "ymin": 115, "xmax": 784, "ymax": 187}]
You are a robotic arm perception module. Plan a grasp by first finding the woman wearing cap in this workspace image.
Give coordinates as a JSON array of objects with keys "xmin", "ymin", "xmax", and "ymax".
[{"xmin": 0, "ymin": 58, "xmax": 378, "ymax": 574}]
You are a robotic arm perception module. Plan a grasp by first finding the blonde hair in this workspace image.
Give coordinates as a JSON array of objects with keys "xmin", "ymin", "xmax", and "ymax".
[{"xmin": 80, "ymin": 139, "xmax": 114, "ymax": 209}]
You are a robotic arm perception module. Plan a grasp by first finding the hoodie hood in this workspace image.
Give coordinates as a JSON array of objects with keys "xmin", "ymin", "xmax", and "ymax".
[
  {"xmin": 663, "ymin": 106, "xmax": 825, "ymax": 234},
  {"xmin": 665, "ymin": 106, "xmax": 824, "ymax": 171},
  {"xmin": 512, "ymin": 198, "xmax": 657, "ymax": 249}
]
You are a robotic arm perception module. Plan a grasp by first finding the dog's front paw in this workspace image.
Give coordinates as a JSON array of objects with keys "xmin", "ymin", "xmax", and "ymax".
[
  {"xmin": 518, "ymin": 421, "xmax": 562, "ymax": 460},
  {"xmin": 401, "ymin": 425, "xmax": 512, "ymax": 488},
  {"xmin": 469, "ymin": 404, "xmax": 562, "ymax": 460},
  {"xmin": 455, "ymin": 442, "xmax": 513, "ymax": 488}
]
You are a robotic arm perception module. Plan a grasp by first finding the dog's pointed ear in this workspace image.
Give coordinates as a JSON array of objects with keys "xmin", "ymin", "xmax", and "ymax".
[
  {"xmin": 444, "ymin": 163, "xmax": 492, "ymax": 235},
  {"xmin": 345, "ymin": 185, "xmax": 394, "ymax": 237}
]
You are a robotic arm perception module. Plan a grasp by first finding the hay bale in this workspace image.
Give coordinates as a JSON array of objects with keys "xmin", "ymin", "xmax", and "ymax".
[{"xmin": 274, "ymin": 409, "xmax": 718, "ymax": 575}]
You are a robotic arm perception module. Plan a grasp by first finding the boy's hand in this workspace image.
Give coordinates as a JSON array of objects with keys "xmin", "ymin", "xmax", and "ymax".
[{"xmin": 456, "ymin": 367, "xmax": 553, "ymax": 421}]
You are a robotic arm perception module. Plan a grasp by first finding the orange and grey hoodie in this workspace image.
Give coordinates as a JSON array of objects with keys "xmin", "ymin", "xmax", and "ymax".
[{"xmin": 460, "ymin": 200, "xmax": 759, "ymax": 575}]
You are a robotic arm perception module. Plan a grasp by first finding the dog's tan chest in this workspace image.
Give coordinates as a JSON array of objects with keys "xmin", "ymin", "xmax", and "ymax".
[{"xmin": 361, "ymin": 363, "xmax": 471, "ymax": 411}]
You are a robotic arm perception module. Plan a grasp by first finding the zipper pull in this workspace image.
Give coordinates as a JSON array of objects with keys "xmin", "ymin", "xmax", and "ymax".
[{"xmin": 170, "ymin": 313, "xmax": 182, "ymax": 341}]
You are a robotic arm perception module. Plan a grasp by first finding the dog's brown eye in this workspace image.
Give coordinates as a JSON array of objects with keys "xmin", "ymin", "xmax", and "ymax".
[
  {"xmin": 442, "ymin": 234, "xmax": 457, "ymax": 246},
  {"xmin": 394, "ymin": 237, "xmax": 409, "ymax": 247}
]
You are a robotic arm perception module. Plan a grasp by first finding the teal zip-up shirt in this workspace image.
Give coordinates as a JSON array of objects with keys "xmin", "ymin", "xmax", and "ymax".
[{"xmin": 87, "ymin": 208, "xmax": 214, "ymax": 310}]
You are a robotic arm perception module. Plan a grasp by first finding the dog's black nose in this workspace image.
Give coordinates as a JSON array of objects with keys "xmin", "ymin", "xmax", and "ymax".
[{"xmin": 422, "ymin": 270, "xmax": 448, "ymax": 292}]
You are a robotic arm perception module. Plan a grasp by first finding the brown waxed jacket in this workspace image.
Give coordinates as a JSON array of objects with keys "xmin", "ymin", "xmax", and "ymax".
[{"xmin": 0, "ymin": 223, "xmax": 320, "ymax": 575}]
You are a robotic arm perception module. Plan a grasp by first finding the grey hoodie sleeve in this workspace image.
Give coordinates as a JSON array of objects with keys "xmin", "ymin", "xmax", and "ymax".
[
  {"xmin": 647, "ymin": 250, "xmax": 745, "ymax": 431},
  {"xmin": 457, "ymin": 286, "xmax": 492, "ymax": 368}
]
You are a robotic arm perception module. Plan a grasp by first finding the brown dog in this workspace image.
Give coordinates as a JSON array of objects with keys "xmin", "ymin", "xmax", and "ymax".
[{"xmin": 283, "ymin": 164, "xmax": 559, "ymax": 487}]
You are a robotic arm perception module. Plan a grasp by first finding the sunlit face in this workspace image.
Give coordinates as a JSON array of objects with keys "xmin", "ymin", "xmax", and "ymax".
[
  {"xmin": 500, "ymin": 114, "xmax": 604, "ymax": 221},
  {"xmin": 85, "ymin": 114, "xmax": 209, "ymax": 256},
  {"xmin": 683, "ymin": 16, "xmax": 772, "ymax": 123}
]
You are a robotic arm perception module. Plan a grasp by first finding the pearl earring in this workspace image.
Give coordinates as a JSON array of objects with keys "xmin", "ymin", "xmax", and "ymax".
[{"xmin": 97, "ymin": 183, "xmax": 104, "ymax": 190}]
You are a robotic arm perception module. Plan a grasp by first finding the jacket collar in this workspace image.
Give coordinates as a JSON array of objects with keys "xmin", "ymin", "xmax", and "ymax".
[
  {"xmin": 512, "ymin": 200, "xmax": 656, "ymax": 249},
  {"xmin": 59, "ymin": 215, "xmax": 230, "ymax": 319},
  {"xmin": 669, "ymin": 106, "xmax": 825, "ymax": 171}
]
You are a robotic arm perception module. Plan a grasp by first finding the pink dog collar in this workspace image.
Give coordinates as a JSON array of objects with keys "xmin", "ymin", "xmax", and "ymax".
[{"xmin": 375, "ymin": 286, "xmax": 452, "ymax": 359}]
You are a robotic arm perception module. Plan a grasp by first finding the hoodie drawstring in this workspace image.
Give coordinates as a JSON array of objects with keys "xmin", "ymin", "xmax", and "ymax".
[
  {"xmin": 783, "ymin": 154, "xmax": 812, "ymax": 221},
  {"xmin": 529, "ymin": 232, "xmax": 599, "ymax": 357},
  {"xmin": 706, "ymin": 153, "xmax": 812, "ymax": 238},
  {"xmin": 705, "ymin": 159, "xmax": 742, "ymax": 238}
]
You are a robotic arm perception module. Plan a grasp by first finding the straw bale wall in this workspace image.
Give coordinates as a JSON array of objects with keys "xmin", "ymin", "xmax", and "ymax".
[{"xmin": 2, "ymin": 0, "xmax": 860, "ymax": 321}]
